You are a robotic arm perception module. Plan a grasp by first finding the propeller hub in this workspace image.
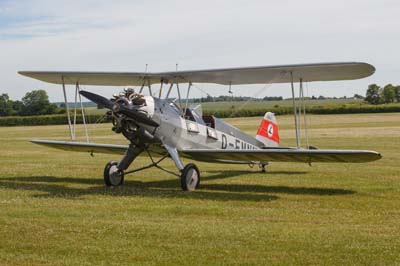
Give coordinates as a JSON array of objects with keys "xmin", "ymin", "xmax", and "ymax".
[{"xmin": 112, "ymin": 103, "xmax": 120, "ymax": 113}]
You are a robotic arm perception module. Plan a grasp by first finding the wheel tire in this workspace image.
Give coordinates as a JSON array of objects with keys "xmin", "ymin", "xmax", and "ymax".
[
  {"xmin": 180, "ymin": 163, "xmax": 200, "ymax": 191},
  {"xmin": 104, "ymin": 161, "xmax": 125, "ymax": 186},
  {"xmin": 261, "ymin": 163, "xmax": 267, "ymax": 173}
]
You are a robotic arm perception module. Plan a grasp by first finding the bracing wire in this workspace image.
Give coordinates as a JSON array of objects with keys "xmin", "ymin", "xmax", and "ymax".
[
  {"xmin": 227, "ymin": 74, "xmax": 283, "ymax": 118},
  {"xmin": 228, "ymin": 83, "xmax": 272, "ymax": 118},
  {"xmin": 181, "ymin": 74, "xmax": 281, "ymax": 119},
  {"xmin": 305, "ymin": 81, "xmax": 312, "ymax": 146},
  {"xmin": 160, "ymin": 72, "xmax": 284, "ymax": 120}
]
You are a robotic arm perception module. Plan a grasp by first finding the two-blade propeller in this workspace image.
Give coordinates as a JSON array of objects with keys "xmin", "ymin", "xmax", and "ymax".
[{"xmin": 79, "ymin": 90, "xmax": 159, "ymax": 127}]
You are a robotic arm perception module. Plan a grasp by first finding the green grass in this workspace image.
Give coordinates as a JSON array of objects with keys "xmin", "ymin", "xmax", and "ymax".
[
  {"xmin": 196, "ymin": 98, "xmax": 360, "ymax": 110},
  {"xmin": 0, "ymin": 113, "xmax": 399, "ymax": 265}
]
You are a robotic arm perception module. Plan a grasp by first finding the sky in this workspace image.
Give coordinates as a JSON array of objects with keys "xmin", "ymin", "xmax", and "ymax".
[{"xmin": 0, "ymin": 0, "xmax": 399, "ymax": 101}]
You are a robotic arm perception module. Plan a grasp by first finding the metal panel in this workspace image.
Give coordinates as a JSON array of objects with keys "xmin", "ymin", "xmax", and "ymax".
[
  {"xmin": 206, "ymin": 127, "xmax": 218, "ymax": 140},
  {"xmin": 186, "ymin": 120, "xmax": 200, "ymax": 133}
]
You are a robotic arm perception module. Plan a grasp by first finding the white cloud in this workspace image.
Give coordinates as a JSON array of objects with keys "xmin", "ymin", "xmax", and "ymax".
[{"xmin": 0, "ymin": 0, "xmax": 399, "ymax": 101}]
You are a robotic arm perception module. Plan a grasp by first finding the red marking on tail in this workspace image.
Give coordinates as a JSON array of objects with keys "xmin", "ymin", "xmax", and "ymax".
[{"xmin": 257, "ymin": 119, "xmax": 280, "ymax": 143}]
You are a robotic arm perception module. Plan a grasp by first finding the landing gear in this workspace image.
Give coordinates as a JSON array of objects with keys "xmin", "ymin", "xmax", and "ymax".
[
  {"xmin": 103, "ymin": 143, "xmax": 143, "ymax": 187},
  {"xmin": 180, "ymin": 163, "xmax": 200, "ymax": 191},
  {"xmin": 102, "ymin": 144, "xmax": 201, "ymax": 191},
  {"xmin": 260, "ymin": 163, "xmax": 267, "ymax": 173},
  {"xmin": 104, "ymin": 161, "xmax": 125, "ymax": 186}
]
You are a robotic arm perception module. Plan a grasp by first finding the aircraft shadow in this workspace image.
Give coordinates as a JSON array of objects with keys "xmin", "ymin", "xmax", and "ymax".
[
  {"xmin": 203, "ymin": 170, "xmax": 308, "ymax": 182},
  {"xmin": 0, "ymin": 175, "xmax": 277, "ymax": 202},
  {"xmin": 0, "ymin": 170, "xmax": 355, "ymax": 201},
  {"xmin": 200, "ymin": 170, "xmax": 354, "ymax": 195}
]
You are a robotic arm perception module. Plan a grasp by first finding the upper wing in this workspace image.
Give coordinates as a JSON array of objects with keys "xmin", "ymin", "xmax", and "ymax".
[
  {"xmin": 181, "ymin": 148, "xmax": 382, "ymax": 164},
  {"xmin": 18, "ymin": 62, "xmax": 374, "ymax": 86},
  {"xmin": 31, "ymin": 139, "xmax": 128, "ymax": 155}
]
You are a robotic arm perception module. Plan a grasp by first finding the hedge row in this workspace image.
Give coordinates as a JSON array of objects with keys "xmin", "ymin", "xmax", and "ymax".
[
  {"xmin": 0, "ymin": 104, "xmax": 399, "ymax": 126},
  {"xmin": 204, "ymin": 104, "xmax": 400, "ymax": 118},
  {"xmin": 0, "ymin": 114, "xmax": 110, "ymax": 126}
]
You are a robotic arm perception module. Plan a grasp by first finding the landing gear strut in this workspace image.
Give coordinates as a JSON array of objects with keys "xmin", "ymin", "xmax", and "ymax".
[{"xmin": 180, "ymin": 163, "xmax": 200, "ymax": 191}]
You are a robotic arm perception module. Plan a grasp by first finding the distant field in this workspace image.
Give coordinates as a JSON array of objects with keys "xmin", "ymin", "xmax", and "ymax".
[
  {"xmin": 197, "ymin": 98, "xmax": 359, "ymax": 110},
  {"xmin": 85, "ymin": 98, "xmax": 362, "ymax": 115},
  {"xmin": 4, "ymin": 99, "xmax": 399, "ymax": 127},
  {"xmin": 0, "ymin": 113, "xmax": 399, "ymax": 265}
]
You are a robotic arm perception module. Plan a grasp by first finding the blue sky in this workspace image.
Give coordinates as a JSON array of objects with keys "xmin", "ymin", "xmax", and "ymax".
[{"xmin": 1, "ymin": 0, "xmax": 399, "ymax": 101}]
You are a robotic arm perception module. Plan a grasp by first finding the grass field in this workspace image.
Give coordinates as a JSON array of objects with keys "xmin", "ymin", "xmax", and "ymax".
[
  {"xmin": 0, "ymin": 113, "xmax": 399, "ymax": 265},
  {"xmin": 194, "ymin": 98, "xmax": 360, "ymax": 110}
]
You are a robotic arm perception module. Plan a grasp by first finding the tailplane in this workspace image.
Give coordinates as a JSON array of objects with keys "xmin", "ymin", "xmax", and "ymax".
[{"xmin": 256, "ymin": 112, "xmax": 280, "ymax": 147}]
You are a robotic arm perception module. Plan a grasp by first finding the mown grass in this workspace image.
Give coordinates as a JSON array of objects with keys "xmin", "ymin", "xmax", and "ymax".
[
  {"xmin": 0, "ymin": 113, "xmax": 399, "ymax": 265},
  {"xmin": 197, "ymin": 98, "xmax": 360, "ymax": 110}
]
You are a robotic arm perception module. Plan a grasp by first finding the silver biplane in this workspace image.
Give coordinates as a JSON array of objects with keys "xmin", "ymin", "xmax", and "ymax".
[{"xmin": 19, "ymin": 62, "xmax": 382, "ymax": 191}]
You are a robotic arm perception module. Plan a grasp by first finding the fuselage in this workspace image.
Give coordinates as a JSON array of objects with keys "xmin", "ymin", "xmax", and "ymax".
[{"xmin": 140, "ymin": 97, "xmax": 264, "ymax": 152}]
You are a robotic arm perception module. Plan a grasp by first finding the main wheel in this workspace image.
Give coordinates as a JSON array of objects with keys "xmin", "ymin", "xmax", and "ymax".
[
  {"xmin": 180, "ymin": 163, "xmax": 200, "ymax": 191},
  {"xmin": 104, "ymin": 161, "xmax": 125, "ymax": 186}
]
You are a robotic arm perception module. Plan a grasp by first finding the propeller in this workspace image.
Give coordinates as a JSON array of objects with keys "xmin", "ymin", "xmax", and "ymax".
[
  {"xmin": 79, "ymin": 90, "xmax": 159, "ymax": 127},
  {"xmin": 79, "ymin": 90, "xmax": 114, "ymax": 109},
  {"xmin": 113, "ymin": 104, "xmax": 159, "ymax": 127}
]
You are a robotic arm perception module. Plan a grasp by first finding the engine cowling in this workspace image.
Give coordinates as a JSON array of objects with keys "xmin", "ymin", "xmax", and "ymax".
[{"xmin": 110, "ymin": 90, "xmax": 157, "ymax": 140}]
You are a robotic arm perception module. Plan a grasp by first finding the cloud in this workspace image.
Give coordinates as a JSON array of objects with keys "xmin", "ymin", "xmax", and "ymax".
[{"xmin": 0, "ymin": 0, "xmax": 399, "ymax": 101}]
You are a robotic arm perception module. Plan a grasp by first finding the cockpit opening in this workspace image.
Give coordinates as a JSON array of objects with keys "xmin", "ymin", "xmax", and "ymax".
[{"xmin": 202, "ymin": 115, "xmax": 215, "ymax": 128}]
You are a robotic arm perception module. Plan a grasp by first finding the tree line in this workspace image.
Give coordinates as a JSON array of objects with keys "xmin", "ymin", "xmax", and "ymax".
[
  {"xmin": 190, "ymin": 95, "xmax": 284, "ymax": 103},
  {"xmin": 190, "ymin": 84, "xmax": 399, "ymax": 104},
  {"xmin": 0, "ymin": 90, "xmax": 61, "ymax": 116},
  {"xmin": 1, "ymin": 84, "xmax": 399, "ymax": 117},
  {"xmin": 365, "ymin": 84, "xmax": 400, "ymax": 104}
]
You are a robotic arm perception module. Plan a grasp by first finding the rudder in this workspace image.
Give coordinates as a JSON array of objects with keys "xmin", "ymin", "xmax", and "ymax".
[{"xmin": 256, "ymin": 112, "xmax": 279, "ymax": 147}]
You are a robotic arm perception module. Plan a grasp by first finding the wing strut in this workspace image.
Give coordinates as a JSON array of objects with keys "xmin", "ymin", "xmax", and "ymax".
[
  {"xmin": 176, "ymin": 83, "xmax": 183, "ymax": 114},
  {"xmin": 184, "ymin": 82, "xmax": 192, "ymax": 117},
  {"xmin": 75, "ymin": 82, "xmax": 90, "ymax": 142},
  {"xmin": 60, "ymin": 77, "xmax": 90, "ymax": 142},
  {"xmin": 165, "ymin": 83, "xmax": 174, "ymax": 98},
  {"xmin": 299, "ymin": 79, "xmax": 310, "ymax": 149},
  {"xmin": 290, "ymin": 75, "xmax": 311, "ymax": 149},
  {"xmin": 290, "ymin": 72, "xmax": 300, "ymax": 148},
  {"xmin": 62, "ymin": 76, "xmax": 74, "ymax": 140}
]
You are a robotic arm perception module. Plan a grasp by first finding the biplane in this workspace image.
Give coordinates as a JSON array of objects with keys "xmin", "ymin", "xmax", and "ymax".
[{"xmin": 18, "ymin": 62, "xmax": 382, "ymax": 191}]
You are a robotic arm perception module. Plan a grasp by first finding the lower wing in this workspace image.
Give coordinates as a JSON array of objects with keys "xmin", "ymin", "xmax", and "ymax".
[
  {"xmin": 31, "ymin": 139, "xmax": 382, "ymax": 164},
  {"xmin": 181, "ymin": 148, "xmax": 382, "ymax": 163},
  {"xmin": 31, "ymin": 139, "xmax": 128, "ymax": 155}
]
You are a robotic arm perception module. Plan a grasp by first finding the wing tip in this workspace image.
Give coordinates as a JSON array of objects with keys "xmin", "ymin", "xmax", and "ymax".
[
  {"xmin": 359, "ymin": 62, "xmax": 376, "ymax": 78},
  {"xmin": 357, "ymin": 150, "xmax": 382, "ymax": 162},
  {"xmin": 18, "ymin": 71, "xmax": 28, "ymax": 76},
  {"xmin": 372, "ymin": 151, "xmax": 382, "ymax": 161}
]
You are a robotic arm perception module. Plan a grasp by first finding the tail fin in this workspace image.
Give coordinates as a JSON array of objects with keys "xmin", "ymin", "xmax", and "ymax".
[{"xmin": 256, "ymin": 112, "xmax": 280, "ymax": 147}]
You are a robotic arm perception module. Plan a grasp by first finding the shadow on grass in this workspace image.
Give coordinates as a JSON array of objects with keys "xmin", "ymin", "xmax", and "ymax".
[
  {"xmin": 202, "ymin": 170, "xmax": 308, "ymax": 182},
  {"xmin": 0, "ymin": 170, "xmax": 355, "ymax": 201},
  {"xmin": 202, "ymin": 184, "xmax": 354, "ymax": 195},
  {"xmin": 0, "ymin": 174, "xmax": 277, "ymax": 202}
]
